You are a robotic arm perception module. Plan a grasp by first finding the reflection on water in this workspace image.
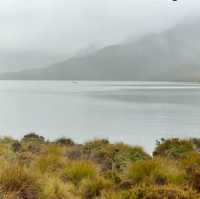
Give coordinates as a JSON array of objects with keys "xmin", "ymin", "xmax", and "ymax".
[{"xmin": 0, "ymin": 81, "xmax": 200, "ymax": 152}]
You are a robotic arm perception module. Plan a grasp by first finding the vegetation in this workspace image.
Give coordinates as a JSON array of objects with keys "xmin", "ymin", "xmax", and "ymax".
[{"xmin": 0, "ymin": 134, "xmax": 200, "ymax": 198}]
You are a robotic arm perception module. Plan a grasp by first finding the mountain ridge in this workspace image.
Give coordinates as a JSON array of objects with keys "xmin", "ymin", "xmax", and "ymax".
[{"xmin": 1, "ymin": 18, "xmax": 200, "ymax": 81}]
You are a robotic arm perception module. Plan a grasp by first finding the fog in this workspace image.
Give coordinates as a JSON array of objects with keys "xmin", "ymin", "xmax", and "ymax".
[{"xmin": 0, "ymin": 0, "xmax": 199, "ymax": 54}]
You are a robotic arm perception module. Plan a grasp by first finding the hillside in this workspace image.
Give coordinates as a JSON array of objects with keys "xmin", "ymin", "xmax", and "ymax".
[
  {"xmin": 1, "ymin": 19, "xmax": 200, "ymax": 81},
  {"xmin": 0, "ymin": 51, "xmax": 67, "ymax": 73}
]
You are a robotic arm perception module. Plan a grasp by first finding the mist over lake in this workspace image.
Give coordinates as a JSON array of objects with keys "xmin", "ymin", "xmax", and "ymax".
[{"xmin": 0, "ymin": 81, "xmax": 200, "ymax": 152}]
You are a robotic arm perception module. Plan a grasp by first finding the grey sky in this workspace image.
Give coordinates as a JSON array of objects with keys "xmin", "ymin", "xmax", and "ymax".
[{"xmin": 0, "ymin": 0, "xmax": 199, "ymax": 53}]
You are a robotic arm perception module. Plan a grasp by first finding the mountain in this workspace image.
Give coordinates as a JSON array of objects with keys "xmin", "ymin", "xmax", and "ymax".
[
  {"xmin": 73, "ymin": 44, "xmax": 101, "ymax": 58},
  {"xmin": 0, "ymin": 51, "xmax": 66, "ymax": 73},
  {"xmin": 1, "ymin": 18, "xmax": 200, "ymax": 81}
]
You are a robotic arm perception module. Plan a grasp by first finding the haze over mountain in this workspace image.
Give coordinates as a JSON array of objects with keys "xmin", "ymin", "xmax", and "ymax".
[
  {"xmin": 0, "ymin": 51, "xmax": 67, "ymax": 73},
  {"xmin": 0, "ymin": 18, "xmax": 200, "ymax": 81}
]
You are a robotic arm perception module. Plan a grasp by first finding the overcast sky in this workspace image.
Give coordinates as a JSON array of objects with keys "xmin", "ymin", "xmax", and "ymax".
[{"xmin": 0, "ymin": 0, "xmax": 199, "ymax": 54}]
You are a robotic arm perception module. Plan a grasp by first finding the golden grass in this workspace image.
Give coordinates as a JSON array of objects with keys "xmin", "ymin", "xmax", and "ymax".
[
  {"xmin": 62, "ymin": 160, "xmax": 98, "ymax": 185},
  {"xmin": 0, "ymin": 164, "xmax": 40, "ymax": 199},
  {"xmin": 126, "ymin": 158, "xmax": 186, "ymax": 186},
  {"xmin": 0, "ymin": 134, "xmax": 199, "ymax": 198}
]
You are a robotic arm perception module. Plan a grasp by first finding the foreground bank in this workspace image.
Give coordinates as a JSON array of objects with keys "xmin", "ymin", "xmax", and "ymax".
[{"xmin": 0, "ymin": 133, "xmax": 200, "ymax": 199}]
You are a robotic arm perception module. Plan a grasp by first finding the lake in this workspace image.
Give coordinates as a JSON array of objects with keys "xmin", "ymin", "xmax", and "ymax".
[{"xmin": 0, "ymin": 81, "xmax": 200, "ymax": 152}]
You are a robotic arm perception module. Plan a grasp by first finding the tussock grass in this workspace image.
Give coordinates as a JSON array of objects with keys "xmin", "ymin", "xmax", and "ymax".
[
  {"xmin": 62, "ymin": 160, "xmax": 98, "ymax": 185},
  {"xmin": 0, "ymin": 164, "xmax": 40, "ymax": 199},
  {"xmin": 79, "ymin": 176, "xmax": 112, "ymax": 199},
  {"xmin": 130, "ymin": 185, "xmax": 200, "ymax": 199},
  {"xmin": 33, "ymin": 154, "xmax": 66, "ymax": 174},
  {"xmin": 39, "ymin": 176, "xmax": 77, "ymax": 199},
  {"xmin": 0, "ymin": 134, "xmax": 199, "ymax": 198},
  {"xmin": 126, "ymin": 158, "xmax": 186, "ymax": 186}
]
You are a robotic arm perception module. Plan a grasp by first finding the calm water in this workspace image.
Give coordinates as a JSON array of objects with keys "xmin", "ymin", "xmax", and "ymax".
[{"xmin": 0, "ymin": 81, "xmax": 200, "ymax": 152}]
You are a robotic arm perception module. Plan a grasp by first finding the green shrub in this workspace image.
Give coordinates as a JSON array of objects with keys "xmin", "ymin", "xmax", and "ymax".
[
  {"xmin": 54, "ymin": 137, "xmax": 75, "ymax": 146},
  {"xmin": 82, "ymin": 141, "xmax": 150, "ymax": 171},
  {"xmin": 153, "ymin": 138, "xmax": 194, "ymax": 159},
  {"xmin": 83, "ymin": 139, "xmax": 110, "ymax": 155},
  {"xmin": 21, "ymin": 133, "xmax": 45, "ymax": 143},
  {"xmin": 108, "ymin": 144, "xmax": 150, "ymax": 171},
  {"xmin": 0, "ymin": 142, "xmax": 17, "ymax": 161},
  {"xmin": 0, "ymin": 137, "xmax": 17, "ymax": 145}
]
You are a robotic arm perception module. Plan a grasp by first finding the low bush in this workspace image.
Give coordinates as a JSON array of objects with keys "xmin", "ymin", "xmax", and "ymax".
[
  {"xmin": 21, "ymin": 133, "xmax": 45, "ymax": 143},
  {"xmin": 82, "ymin": 140, "xmax": 150, "ymax": 171},
  {"xmin": 153, "ymin": 138, "xmax": 194, "ymax": 159},
  {"xmin": 54, "ymin": 137, "xmax": 75, "ymax": 146}
]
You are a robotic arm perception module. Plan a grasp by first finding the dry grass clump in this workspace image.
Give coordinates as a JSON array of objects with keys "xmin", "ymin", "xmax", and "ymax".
[
  {"xmin": 101, "ymin": 190, "xmax": 130, "ymax": 199},
  {"xmin": 130, "ymin": 185, "xmax": 200, "ymax": 199},
  {"xmin": 33, "ymin": 154, "xmax": 66, "ymax": 174},
  {"xmin": 32, "ymin": 145, "xmax": 68, "ymax": 174},
  {"xmin": 126, "ymin": 158, "xmax": 186, "ymax": 186},
  {"xmin": 0, "ymin": 164, "xmax": 40, "ymax": 199},
  {"xmin": 44, "ymin": 144, "xmax": 66, "ymax": 156},
  {"xmin": 79, "ymin": 176, "xmax": 112, "ymax": 199},
  {"xmin": 39, "ymin": 176, "xmax": 78, "ymax": 199},
  {"xmin": 61, "ymin": 160, "xmax": 98, "ymax": 185}
]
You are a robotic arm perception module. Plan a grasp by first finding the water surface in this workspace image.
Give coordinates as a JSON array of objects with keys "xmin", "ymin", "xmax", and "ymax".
[{"xmin": 0, "ymin": 81, "xmax": 200, "ymax": 152}]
